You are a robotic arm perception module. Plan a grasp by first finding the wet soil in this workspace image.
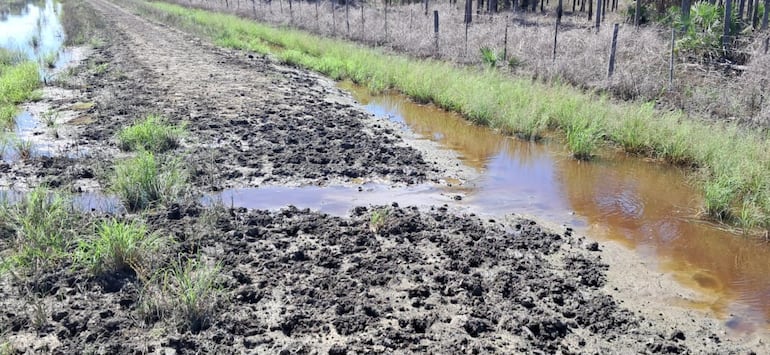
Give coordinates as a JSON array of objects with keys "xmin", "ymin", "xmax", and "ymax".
[
  {"xmin": 0, "ymin": 203, "xmax": 733, "ymax": 354},
  {"xmin": 0, "ymin": 0, "xmax": 767, "ymax": 353}
]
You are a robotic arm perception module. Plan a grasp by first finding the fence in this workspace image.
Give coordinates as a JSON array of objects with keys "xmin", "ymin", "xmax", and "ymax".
[{"xmin": 171, "ymin": 0, "xmax": 770, "ymax": 125}]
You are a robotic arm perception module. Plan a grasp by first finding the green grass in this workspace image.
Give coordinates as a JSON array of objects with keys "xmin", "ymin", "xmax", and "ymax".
[
  {"xmin": 0, "ymin": 59, "xmax": 40, "ymax": 126},
  {"xmin": 76, "ymin": 219, "xmax": 162, "ymax": 276},
  {"xmin": 142, "ymin": 2, "xmax": 770, "ymax": 231},
  {"xmin": 369, "ymin": 207, "xmax": 390, "ymax": 233},
  {"xmin": 164, "ymin": 258, "xmax": 221, "ymax": 331},
  {"xmin": 117, "ymin": 114, "xmax": 184, "ymax": 152},
  {"xmin": 0, "ymin": 188, "xmax": 79, "ymax": 271},
  {"xmin": 110, "ymin": 151, "xmax": 186, "ymax": 211}
]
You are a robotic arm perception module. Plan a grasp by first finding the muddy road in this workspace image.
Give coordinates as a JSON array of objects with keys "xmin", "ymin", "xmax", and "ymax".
[{"xmin": 0, "ymin": 0, "xmax": 767, "ymax": 353}]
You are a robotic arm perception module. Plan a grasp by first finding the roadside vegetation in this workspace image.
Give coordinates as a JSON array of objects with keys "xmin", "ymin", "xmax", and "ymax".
[
  {"xmin": 140, "ymin": 1, "xmax": 770, "ymax": 232},
  {"xmin": 0, "ymin": 49, "xmax": 40, "ymax": 126}
]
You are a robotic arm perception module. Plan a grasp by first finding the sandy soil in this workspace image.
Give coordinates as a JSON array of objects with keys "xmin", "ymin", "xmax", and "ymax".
[{"xmin": 0, "ymin": 0, "xmax": 768, "ymax": 353}]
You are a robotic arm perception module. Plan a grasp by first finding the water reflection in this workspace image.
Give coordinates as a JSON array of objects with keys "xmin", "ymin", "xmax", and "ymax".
[
  {"xmin": 0, "ymin": 0, "xmax": 65, "ymax": 61},
  {"xmin": 338, "ymin": 80, "xmax": 770, "ymax": 330}
]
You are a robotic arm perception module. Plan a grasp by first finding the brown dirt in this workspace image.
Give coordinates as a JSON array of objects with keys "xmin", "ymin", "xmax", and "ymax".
[{"xmin": 0, "ymin": 0, "xmax": 766, "ymax": 353}]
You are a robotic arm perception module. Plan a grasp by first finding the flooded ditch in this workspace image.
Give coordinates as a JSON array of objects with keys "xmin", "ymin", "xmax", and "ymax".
[{"xmin": 332, "ymin": 81, "xmax": 770, "ymax": 333}]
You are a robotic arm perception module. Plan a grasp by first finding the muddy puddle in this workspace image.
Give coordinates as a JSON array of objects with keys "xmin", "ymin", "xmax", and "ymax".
[
  {"xmin": 211, "ymin": 80, "xmax": 770, "ymax": 333},
  {"xmin": 1, "ymin": 0, "xmax": 83, "ymax": 160}
]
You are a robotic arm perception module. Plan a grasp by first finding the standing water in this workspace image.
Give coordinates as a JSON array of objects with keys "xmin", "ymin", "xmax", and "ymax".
[
  {"xmin": 338, "ymin": 81, "xmax": 770, "ymax": 333},
  {"xmin": 0, "ymin": 0, "xmax": 67, "ymax": 66}
]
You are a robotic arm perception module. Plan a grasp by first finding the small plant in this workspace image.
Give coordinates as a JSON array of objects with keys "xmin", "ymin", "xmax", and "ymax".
[
  {"xmin": 41, "ymin": 110, "xmax": 58, "ymax": 127},
  {"xmin": 703, "ymin": 175, "xmax": 735, "ymax": 221},
  {"xmin": 369, "ymin": 207, "xmax": 390, "ymax": 233},
  {"xmin": 0, "ymin": 188, "xmax": 78, "ymax": 270},
  {"xmin": 565, "ymin": 117, "xmax": 603, "ymax": 160},
  {"xmin": 507, "ymin": 56, "xmax": 524, "ymax": 69},
  {"xmin": 41, "ymin": 52, "xmax": 57, "ymax": 69},
  {"xmin": 164, "ymin": 258, "xmax": 221, "ymax": 332},
  {"xmin": 479, "ymin": 47, "xmax": 498, "ymax": 67},
  {"xmin": 110, "ymin": 151, "xmax": 186, "ymax": 211},
  {"xmin": 76, "ymin": 219, "xmax": 162, "ymax": 276},
  {"xmin": 117, "ymin": 114, "xmax": 184, "ymax": 153},
  {"xmin": 12, "ymin": 138, "xmax": 34, "ymax": 160}
]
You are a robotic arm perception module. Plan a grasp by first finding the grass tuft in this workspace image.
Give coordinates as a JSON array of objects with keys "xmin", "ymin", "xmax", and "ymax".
[
  {"xmin": 110, "ymin": 151, "xmax": 186, "ymax": 211},
  {"xmin": 117, "ymin": 114, "xmax": 184, "ymax": 153},
  {"xmin": 76, "ymin": 219, "xmax": 162, "ymax": 276},
  {"xmin": 0, "ymin": 188, "xmax": 79, "ymax": 271}
]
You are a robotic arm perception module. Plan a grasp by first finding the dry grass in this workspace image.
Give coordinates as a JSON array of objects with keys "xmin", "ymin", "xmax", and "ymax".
[{"xmin": 170, "ymin": 0, "xmax": 770, "ymax": 126}]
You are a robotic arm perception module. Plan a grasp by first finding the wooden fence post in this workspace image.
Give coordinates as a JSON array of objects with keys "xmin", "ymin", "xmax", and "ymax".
[
  {"xmin": 723, "ymin": 0, "xmax": 733, "ymax": 53},
  {"xmin": 332, "ymin": 0, "xmax": 336, "ymax": 36},
  {"xmin": 434, "ymin": 10, "xmax": 439, "ymax": 54},
  {"xmin": 425, "ymin": 0, "xmax": 429, "ymax": 15},
  {"xmin": 289, "ymin": 0, "xmax": 293, "ymax": 23},
  {"xmin": 607, "ymin": 23, "xmax": 619, "ymax": 77},
  {"xmin": 385, "ymin": 0, "xmax": 389, "ymax": 43},
  {"xmin": 634, "ymin": 0, "xmax": 640, "ymax": 27},
  {"xmin": 595, "ymin": 0, "xmax": 601, "ymax": 31},
  {"xmin": 345, "ymin": 0, "xmax": 349, "ymax": 35},
  {"xmin": 763, "ymin": 0, "xmax": 769, "ymax": 30},
  {"xmin": 465, "ymin": 0, "xmax": 472, "ymax": 56},
  {"xmin": 553, "ymin": 0, "xmax": 562, "ymax": 62},
  {"xmin": 669, "ymin": 28, "xmax": 675, "ymax": 86},
  {"xmin": 503, "ymin": 15, "xmax": 509, "ymax": 61},
  {"xmin": 361, "ymin": 2, "xmax": 365, "ymax": 41}
]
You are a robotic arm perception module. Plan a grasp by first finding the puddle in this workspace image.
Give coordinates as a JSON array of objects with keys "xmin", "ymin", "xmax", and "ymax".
[
  {"xmin": 1, "ymin": 0, "xmax": 65, "ymax": 61},
  {"xmin": 0, "ymin": 189, "xmax": 124, "ymax": 214},
  {"xmin": 1, "ymin": 0, "xmax": 89, "ymax": 161},
  {"xmin": 210, "ymin": 80, "xmax": 770, "ymax": 332},
  {"xmin": 336, "ymin": 81, "xmax": 770, "ymax": 331},
  {"xmin": 203, "ymin": 184, "xmax": 457, "ymax": 216}
]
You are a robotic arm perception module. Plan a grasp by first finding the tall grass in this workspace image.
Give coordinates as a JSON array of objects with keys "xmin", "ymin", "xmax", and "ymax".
[
  {"xmin": 117, "ymin": 114, "xmax": 184, "ymax": 152},
  {"xmin": 0, "ymin": 60, "xmax": 39, "ymax": 126},
  {"xmin": 0, "ymin": 188, "xmax": 79, "ymax": 271},
  {"xmin": 110, "ymin": 151, "xmax": 186, "ymax": 211},
  {"xmin": 76, "ymin": 219, "xmax": 162, "ymax": 276},
  {"xmin": 143, "ymin": 2, "xmax": 770, "ymax": 231}
]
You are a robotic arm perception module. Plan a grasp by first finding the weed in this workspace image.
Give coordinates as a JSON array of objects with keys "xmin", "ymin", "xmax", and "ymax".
[
  {"xmin": 76, "ymin": 219, "xmax": 162, "ymax": 277},
  {"xmin": 565, "ymin": 116, "xmax": 603, "ymax": 160},
  {"xmin": 110, "ymin": 151, "xmax": 187, "ymax": 211},
  {"xmin": 0, "ymin": 188, "xmax": 79, "ymax": 271},
  {"xmin": 163, "ymin": 259, "xmax": 221, "ymax": 332},
  {"xmin": 41, "ymin": 52, "xmax": 58, "ymax": 69},
  {"xmin": 12, "ymin": 138, "xmax": 34, "ymax": 161},
  {"xmin": 41, "ymin": 110, "xmax": 58, "ymax": 127},
  {"xmin": 0, "ymin": 60, "xmax": 40, "ymax": 124},
  {"xmin": 117, "ymin": 114, "xmax": 184, "ymax": 153},
  {"xmin": 479, "ymin": 47, "xmax": 497, "ymax": 67},
  {"xmin": 369, "ymin": 207, "xmax": 390, "ymax": 233}
]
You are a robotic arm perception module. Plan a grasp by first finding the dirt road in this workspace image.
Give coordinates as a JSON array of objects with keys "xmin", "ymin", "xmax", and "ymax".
[{"xmin": 0, "ymin": 0, "xmax": 767, "ymax": 353}]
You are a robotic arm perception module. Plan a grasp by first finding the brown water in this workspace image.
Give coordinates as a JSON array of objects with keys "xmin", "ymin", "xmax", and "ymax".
[{"xmin": 336, "ymin": 81, "xmax": 770, "ymax": 332}]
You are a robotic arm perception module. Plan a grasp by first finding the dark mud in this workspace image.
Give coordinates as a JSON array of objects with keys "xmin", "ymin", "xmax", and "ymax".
[
  {"xmin": 0, "ymin": 203, "xmax": 725, "ymax": 353},
  {"xmin": 0, "ymin": 0, "xmax": 764, "ymax": 353},
  {"xmin": 76, "ymin": 0, "xmax": 432, "ymax": 190}
]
